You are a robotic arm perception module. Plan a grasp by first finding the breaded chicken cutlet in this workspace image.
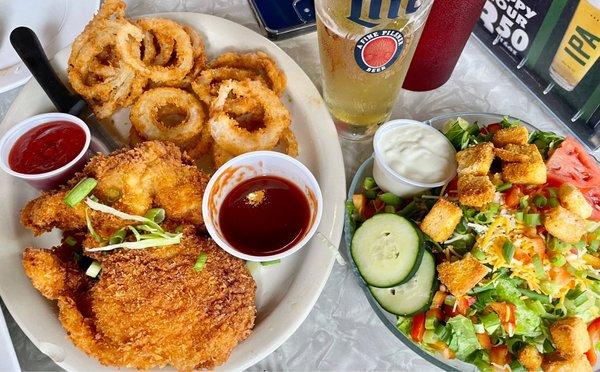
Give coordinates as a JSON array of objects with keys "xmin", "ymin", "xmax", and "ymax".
[
  {"xmin": 24, "ymin": 230, "xmax": 256, "ymax": 370},
  {"xmin": 20, "ymin": 141, "xmax": 257, "ymax": 370},
  {"xmin": 21, "ymin": 141, "xmax": 208, "ymax": 236}
]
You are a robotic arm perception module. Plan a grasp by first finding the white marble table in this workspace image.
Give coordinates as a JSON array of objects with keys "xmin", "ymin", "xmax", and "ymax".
[{"xmin": 0, "ymin": 1, "xmax": 563, "ymax": 371}]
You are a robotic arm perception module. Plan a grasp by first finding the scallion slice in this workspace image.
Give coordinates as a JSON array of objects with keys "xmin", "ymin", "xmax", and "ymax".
[
  {"xmin": 145, "ymin": 208, "xmax": 165, "ymax": 224},
  {"xmin": 85, "ymin": 209, "xmax": 104, "ymax": 243},
  {"xmin": 533, "ymin": 195, "xmax": 547, "ymax": 208},
  {"xmin": 194, "ymin": 252, "xmax": 207, "ymax": 272},
  {"xmin": 64, "ymin": 236, "xmax": 77, "ymax": 246},
  {"xmin": 363, "ymin": 177, "xmax": 377, "ymax": 190},
  {"xmin": 85, "ymin": 234, "xmax": 182, "ymax": 252},
  {"xmin": 515, "ymin": 211, "xmax": 524, "ymax": 222},
  {"xmin": 64, "ymin": 178, "xmax": 97, "ymax": 207},
  {"xmin": 550, "ymin": 254, "xmax": 566, "ymax": 267},
  {"xmin": 85, "ymin": 261, "xmax": 101, "ymax": 278},
  {"xmin": 364, "ymin": 189, "xmax": 378, "ymax": 199},
  {"xmin": 518, "ymin": 288, "xmax": 550, "ymax": 303},
  {"xmin": 502, "ymin": 240, "xmax": 515, "ymax": 263},
  {"xmin": 519, "ymin": 196, "xmax": 529, "ymax": 209},
  {"xmin": 378, "ymin": 192, "xmax": 401, "ymax": 207},
  {"xmin": 532, "ymin": 254, "xmax": 545, "ymax": 279},
  {"xmin": 524, "ymin": 213, "xmax": 541, "ymax": 227},
  {"xmin": 175, "ymin": 225, "xmax": 184, "ymax": 234},
  {"xmin": 85, "ymin": 198, "xmax": 162, "ymax": 231},
  {"xmin": 109, "ymin": 228, "xmax": 126, "ymax": 245},
  {"xmin": 496, "ymin": 182, "xmax": 512, "ymax": 192},
  {"xmin": 548, "ymin": 197, "xmax": 559, "ymax": 208},
  {"xmin": 384, "ymin": 205, "xmax": 396, "ymax": 213},
  {"xmin": 261, "ymin": 259, "xmax": 281, "ymax": 266}
]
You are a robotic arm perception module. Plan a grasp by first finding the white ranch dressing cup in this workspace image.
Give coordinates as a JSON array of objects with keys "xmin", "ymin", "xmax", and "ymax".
[{"xmin": 373, "ymin": 119, "xmax": 457, "ymax": 197}]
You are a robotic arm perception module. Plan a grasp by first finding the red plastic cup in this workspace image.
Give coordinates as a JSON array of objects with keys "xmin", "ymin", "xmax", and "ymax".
[{"xmin": 402, "ymin": 0, "xmax": 486, "ymax": 92}]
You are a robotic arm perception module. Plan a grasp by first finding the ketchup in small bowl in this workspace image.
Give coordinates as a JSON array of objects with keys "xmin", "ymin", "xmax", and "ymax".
[
  {"xmin": 9, "ymin": 121, "xmax": 86, "ymax": 174},
  {"xmin": 203, "ymin": 151, "xmax": 323, "ymax": 262},
  {"xmin": 219, "ymin": 175, "xmax": 311, "ymax": 256},
  {"xmin": 0, "ymin": 113, "xmax": 92, "ymax": 190}
]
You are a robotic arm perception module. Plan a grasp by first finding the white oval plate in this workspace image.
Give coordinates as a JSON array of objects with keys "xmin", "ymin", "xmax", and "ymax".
[
  {"xmin": 0, "ymin": 0, "xmax": 100, "ymax": 94},
  {"xmin": 0, "ymin": 13, "xmax": 346, "ymax": 371}
]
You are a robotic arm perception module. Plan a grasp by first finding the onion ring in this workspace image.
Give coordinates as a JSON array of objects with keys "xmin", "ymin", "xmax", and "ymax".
[
  {"xmin": 208, "ymin": 80, "xmax": 290, "ymax": 155},
  {"xmin": 68, "ymin": 18, "xmax": 147, "ymax": 119},
  {"xmin": 136, "ymin": 19, "xmax": 176, "ymax": 66},
  {"xmin": 191, "ymin": 67, "xmax": 262, "ymax": 105},
  {"xmin": 130, "ymin": 87, "xmax": 205, "ymax": 146},
  {"xmin": 212, "ymin": 144, "xmax": 234, "ymax": 168},
  {"xmin": 280, "ymin": 128, "xmax": 298, "ymax": 157},
  {"xmin": 208, "ymin": 51, "xmax": 286, "ymax": 96},
  {"xmin": 116, "ymin": 19, "xmax": 193, "ymax": 83}
]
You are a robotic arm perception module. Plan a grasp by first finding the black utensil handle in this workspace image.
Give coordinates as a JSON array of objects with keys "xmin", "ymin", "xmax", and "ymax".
[{"xmin": 10, "ymin": 26, "xmax": 85, "ymax": 115}]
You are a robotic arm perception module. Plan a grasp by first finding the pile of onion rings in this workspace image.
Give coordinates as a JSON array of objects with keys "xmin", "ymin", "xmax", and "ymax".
[{"xmin": 68, "ymin": 0, "xmax": 298, "ymax": 169}]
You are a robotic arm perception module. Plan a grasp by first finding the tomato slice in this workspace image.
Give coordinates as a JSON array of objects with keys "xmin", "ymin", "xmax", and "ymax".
[
  {"xmin": 480, "ymin": 123, "xmax": 501, "ymax": 135},
  {"xmin": 546, "ymin": 137, "xmax": 600, "ymax": 188},
  {"xmin": 504, "ymin": 186, "xmax": 522, "ymax": 209},
  {"xmin": 546, "ymin": 137, "xmax": 600, "ymax": 220}
]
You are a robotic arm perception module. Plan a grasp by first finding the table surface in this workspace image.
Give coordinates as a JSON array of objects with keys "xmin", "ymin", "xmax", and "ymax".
[{"xmin": 0, "ymin": 1, "xmax": 564, "ymax": 371}]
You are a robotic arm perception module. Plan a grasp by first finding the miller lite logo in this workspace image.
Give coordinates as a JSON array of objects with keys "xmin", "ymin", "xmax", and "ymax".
[
  {"xmin": 347, "ymin": 0, "xmax": 423, "ymax": 28},
  {"xmin": 348, "ymin": 0, "xmax": 417, "ymax": 73},
  {"xmin": 354, "ymin": 29, "xmax": 405, "ymax": 73}
]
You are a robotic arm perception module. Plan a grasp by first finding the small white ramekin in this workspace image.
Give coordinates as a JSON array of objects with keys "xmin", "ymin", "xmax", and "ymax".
[
  {"xmin": 373, "ymin": 119, "xmax": 457, "ymax": 196},
  {"xmin": 0, "ymin": 113, "xmax": 92, "ymax": 190},
  {"xmin": 202, "ymin": 151, "xmax": 323, "ymax": 262}
]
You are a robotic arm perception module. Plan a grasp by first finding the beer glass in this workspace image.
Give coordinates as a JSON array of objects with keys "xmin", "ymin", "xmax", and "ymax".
[{"xmin": 315, "ymin": 0, "xmax": 433, "ymax": 140}]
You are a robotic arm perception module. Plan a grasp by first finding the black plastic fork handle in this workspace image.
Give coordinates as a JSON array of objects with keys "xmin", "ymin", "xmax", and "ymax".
[{"xmin": 10, "ymin": 26, "xmax": 86, "ymax": 115}]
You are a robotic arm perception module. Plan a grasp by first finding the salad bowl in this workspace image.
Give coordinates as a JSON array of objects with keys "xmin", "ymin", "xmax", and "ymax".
[{"xmin": 344, "ymin": 113, "xmax": 600, "ymax": 371}]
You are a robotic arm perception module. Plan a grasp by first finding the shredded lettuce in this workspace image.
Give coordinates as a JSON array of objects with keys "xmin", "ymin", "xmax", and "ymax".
[
  {"xmin": 446, "ymin": 315, "xmax": 482, "ymax": 360},
  {"xmin": 443, "ymin": 118, "xmax": 482, "ymax": 150}
]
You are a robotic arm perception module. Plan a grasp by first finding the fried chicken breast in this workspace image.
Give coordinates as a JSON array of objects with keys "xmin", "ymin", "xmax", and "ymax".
[
  {"xmin": 21, "ymin": 141, "xmax": 208, "ymax": 236},
  {"xmin": 23, "ymin": 230, "xmax": 256, "ymax": 371}
]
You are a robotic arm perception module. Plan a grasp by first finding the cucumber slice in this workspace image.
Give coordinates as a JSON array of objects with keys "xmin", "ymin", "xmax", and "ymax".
[
  {"xmin": 351, "ymin": 213, "xmax": 424, "ymax": 288},
  {"xmin": 370, "ymin": 251, "xmax": 436, "ymax": 316}
]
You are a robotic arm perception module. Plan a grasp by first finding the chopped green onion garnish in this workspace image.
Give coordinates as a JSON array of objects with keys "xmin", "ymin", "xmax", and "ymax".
[
  {"xmin": 425, "ymin": 315, "xmax": 438, "ymax": 330},
  {"xmin": 85, "ymin": 209, "xmax": 104, "ymax": 243},
  {"xmin": 194, "ymin": 252, "xmax": 207, "ymax": 272},
  {"xmin": 590, "ymin": 240, "xmax": 600, "ymax": 253},
  {"xmin": 518, "ymin": 288, "xmax": 550, "ymax": 303},
  {"xmin": 85, "ymin": 261, "xmax": 101, "ymax": 278},
  {"xmin": 515, "ymin": 211, "xmax": 524, "ymax": 222},
  {"xmin": 472, "ymin": 248, "xmax": 486, "ymax": 260},
  {"xmin": 496, "ymin": 182, "xmax": 512, "ymax": 192},
  {"xmin": 524, "ymin": 213, "xmax": 541, "ymax": 227},
  {"xmin": 378, "ymin": 192, "xmax": 401, "ymax": 207},
  {"xmin": 109, "ymin": 228, "xmax": 126, "ymax": 245},
  {"xmin": 533, "ymin": 195, "xmax": 547, "ymax": 208},
  {"xmin": 261, "ymin": 259, "xmax": 281, "ymax": 266},
  {"xmin": 89, "ymin": 195, "xmax": 99, "ymax": 203},
  {"xmin": 64, "ymin": 178, "xmax": 97, "ymax": 207},
  {"xmin": 364, "ymin": 189, "xmax": 378, "ymax": 199},
  {"xmin": 550, "ymin": 254, "xmax": 566, "ymax": 267},
  {"xmin": 444, "ymin": 294, "xmax": 456, "ymax": 306},
  {"xmin": 65, "ymin": 236, "xmax": 77, "ymax": 246},
  {"xmin": 548, "ymin": 197, "xmax": 559, "ymax": 208},
  {"xmin": 144, "ymin": 208, "xmax": 165, "ymax": 224},
  {"xmin": 502, "ymin": 240, "xmax": 515, "ymax": 263},
  {"xmin": 519, "ymin": 196, "xmax": 529, "ymax": 209},
  {"xmin": 363, "ymin": 177, "xmax": 377, "ymax": 190},
  {"xmin": 547, "ymin": 188, "xmax": 558, "ymax": 198},
  {"xmin": 175, "ymin": 225, "xmax": 184, "ymax": 234},
  {"xmin": 384, "ymin": 205, "xmax": 396, "ymax": 213},
  {"xmin": 532, "ymin": 254, "xmax": 545, "ymax": 279},
  {"xmin": 574, "ymin": 240, "xmax": 586, "ymax": 250}
]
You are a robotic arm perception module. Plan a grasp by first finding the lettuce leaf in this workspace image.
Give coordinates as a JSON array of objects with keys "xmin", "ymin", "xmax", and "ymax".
[{"xmin": 446, "ymin": 315, "xmax": 482, "ymax": 360}]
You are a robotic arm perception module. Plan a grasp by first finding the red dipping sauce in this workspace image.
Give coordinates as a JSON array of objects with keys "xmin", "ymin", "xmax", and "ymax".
[
  {"xmin": 8, "ymin": 121, "xmax": 86, "ymax": 174},
  {"xmin": 219, "ymin": 175, "xmax": 311, "ymax": 256}
]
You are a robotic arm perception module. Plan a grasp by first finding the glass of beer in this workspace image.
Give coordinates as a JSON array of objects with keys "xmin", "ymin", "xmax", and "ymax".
[
  {"xmin": 548, "ymin": 0, "xmax": 600, "ymax": 91},
  {"xmin": 316, "ymin": 0, "xmax": 433, "ymax": 140}
]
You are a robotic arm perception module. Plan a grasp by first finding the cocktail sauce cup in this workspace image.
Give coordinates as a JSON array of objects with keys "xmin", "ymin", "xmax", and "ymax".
[{"xmin": 202, "ymin": 151, "xmax": 323, "ymax": 262}]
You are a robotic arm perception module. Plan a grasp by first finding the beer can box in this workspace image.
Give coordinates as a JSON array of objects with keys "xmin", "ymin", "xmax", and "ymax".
[{"xmin": 473, "ymin": 0, "xmax": 600, "ymax": 158}]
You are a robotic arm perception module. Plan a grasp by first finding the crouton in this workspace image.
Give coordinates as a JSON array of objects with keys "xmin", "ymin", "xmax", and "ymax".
[
  {"xmin": 502, "ymin": 162, "xmax": 547, "ymax": 185},
  {"xmin": 549, "ymin": 317, "xmax": 591, "ymax": 358},
  {"xmin": 518, "ymin": 345, "xmax": 542, "ymax": 371},
  {"xmin": 456, "ymin": 142, "xmax": 494, "ymax": 175},
  {"xmin": 457, "ymin": 174, "xmax": 495, "ymax": 208},
  {"xmin": 492, "ymin": 126, "xmax": 529, "ymax": 147},
  {"xmin": 437, "ymin": 253, "xmax": 489, "ymax": 297},
  {"xmin": 542, "ymin": 353, "xmax": 592, "ymax": 372},
  {"xmin": 544, "ymin": 206, "xmax": 586, "ymax": 244},
  {"xmin": 558, "ymin": 183, "xmax": 593, "ymax": 219},
  {"xmin": 420, "ymin": 199, "xmax": 463, "ymax": 243},
  {"xmin": 494, "ymin": 144, "xmax": 543, "ymax": 163}
]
